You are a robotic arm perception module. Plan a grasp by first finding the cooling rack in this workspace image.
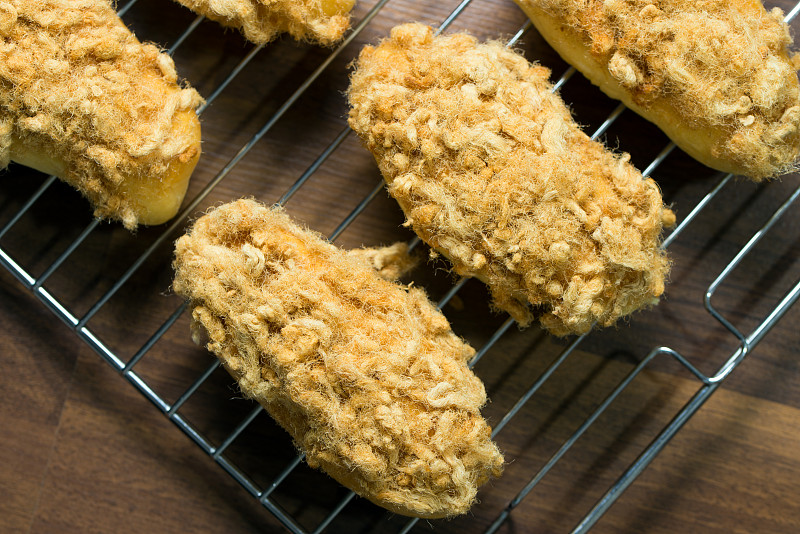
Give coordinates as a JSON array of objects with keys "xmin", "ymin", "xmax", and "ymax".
[{"xmin": 1, "ymin": 0, "xmax": 799, "ymax": 532}]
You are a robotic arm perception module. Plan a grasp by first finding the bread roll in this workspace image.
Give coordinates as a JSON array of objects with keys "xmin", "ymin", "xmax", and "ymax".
[
  {"xmin": 348, "ymin": 23, "xmax": 674, "ymax": 336},
  {"xmin": 514, "ymin": 0, "xmax": 800, "ymax": 180},
  {"xmin": 172, "ymin": 199, "xmax": 504, "ymax": 519},
  {"xmin": 173, "ymin": 0, "xmax": 354, "ymax": 46},
  {"xmin": 0, "ymin": 0, "xmax": 203, "ymax": 229}
]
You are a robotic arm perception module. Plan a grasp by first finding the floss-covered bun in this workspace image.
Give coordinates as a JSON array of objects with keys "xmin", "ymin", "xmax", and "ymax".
[
  {"xmin": 348, "ymin": 23, "xmax": 673, "ymax": 335},
  {"xmin": 514, "ymin": 0, "xmax": 800, "ymax": 180},
  {"xmin": 173, "ymin": 199, "xmax": 504, "ymax": 518}
]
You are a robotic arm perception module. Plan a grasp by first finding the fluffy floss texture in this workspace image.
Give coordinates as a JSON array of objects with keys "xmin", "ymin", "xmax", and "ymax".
[
  {"xmin": 348, "ymin": 23, "xmax": 674, "ymax": 336},
  {"xmin": 172, "ymin": 199, "xmax": 504, "ymax": 519},
  {"xmin": 0, "ymin": 0, "xmax": 203, "ymax": 229},
  {"xmin": 172, "ymin": 0, "xmax": 352, "ymax": 46},
  {"xmin": 516, "ymin": 0, "xmax": 800, "ymax": 180},
  {"xmin": 347, "ymin": 241, "xmax": 419, "ymax": 281}
]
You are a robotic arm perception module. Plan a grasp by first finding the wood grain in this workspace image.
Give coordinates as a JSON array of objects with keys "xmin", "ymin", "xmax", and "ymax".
[{"xmin": 1, "ymin": 0, "xmax": 799, "ymax": 533}]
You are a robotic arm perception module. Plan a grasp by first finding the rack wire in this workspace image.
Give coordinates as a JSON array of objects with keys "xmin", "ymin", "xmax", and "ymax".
[{"xmin": 1, "ymin": 0, "xmax": 799, "ymax": 532}]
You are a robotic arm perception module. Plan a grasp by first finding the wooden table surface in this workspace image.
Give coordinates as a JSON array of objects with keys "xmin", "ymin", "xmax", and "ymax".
[{"xmin": 2, "ymin": 0, "xmax": 799, "ymax": 533}]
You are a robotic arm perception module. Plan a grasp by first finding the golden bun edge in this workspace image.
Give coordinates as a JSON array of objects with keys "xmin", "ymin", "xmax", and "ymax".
[
  {"xmin": 9, "ymin": 109, "xmax": 201, "ymax": 227},
  {"xmin": 515, "ymin": 0, "xmax": 800, "ymax": 180},
  {"xmin": 0, "ymin": 0, "xmax": 204, "ymax": 229}
]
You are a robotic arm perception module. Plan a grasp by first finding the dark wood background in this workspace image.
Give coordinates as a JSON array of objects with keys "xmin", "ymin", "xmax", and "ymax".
[{"xmin": 1, "ymin": 0, "xmax": 799, "ymax": 532}]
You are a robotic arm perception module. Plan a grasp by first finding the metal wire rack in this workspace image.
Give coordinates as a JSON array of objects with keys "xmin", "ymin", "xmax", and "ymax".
[{"xmin": 1, "ymin": 0, "xmax": 799, "ymax": 532}]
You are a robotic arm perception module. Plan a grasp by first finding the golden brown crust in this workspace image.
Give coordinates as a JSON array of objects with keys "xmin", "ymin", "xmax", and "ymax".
[
  {"xmin": 173, "ymin": 0, "xmax": 354, "ymax": 46},
  {"xmin": 515, "ymin": 0, "xmax": 800, "ymax": 180},
  {"xmin": 347, "ymin": 23, "xmax": 673, "ymax": 336},
  {"xmin": 0, "ymin": 0, "xmax": 203, "ymax": 229},
  {"xmin": 172, "ymin": 199, "xmax": 504, "ymax": 519}
]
